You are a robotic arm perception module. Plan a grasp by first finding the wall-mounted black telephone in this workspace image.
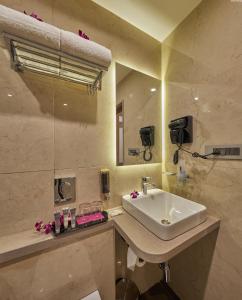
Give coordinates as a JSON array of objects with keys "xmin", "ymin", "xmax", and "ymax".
[
  {"xmin": 140, "ymin": 126, "xmax": 155, "ymax": 147},
  {"xmin": 139, "ymin": 126, "xmax": 155, "ymax": 161},
  {"xmin": 168, "ymin": 116, "xmax": 193, "ymax": 145}
]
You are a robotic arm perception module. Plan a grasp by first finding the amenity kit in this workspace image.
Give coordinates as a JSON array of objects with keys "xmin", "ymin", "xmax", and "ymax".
[{"xmin": 52, "ymin": 203, "xmax": 108, "ymax": 236}]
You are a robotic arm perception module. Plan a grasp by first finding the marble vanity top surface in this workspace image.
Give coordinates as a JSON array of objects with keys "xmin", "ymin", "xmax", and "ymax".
[
  {"xmin": 0, "ymin": 209, "xmax": 220, "ymax": 265},
  {"xmin": 113, "ymin": 212, "xmax": 220, "ymax": 263},
  {"xmin": 0, "ymin": 221, "xmax": 113, "ymax": 265}
]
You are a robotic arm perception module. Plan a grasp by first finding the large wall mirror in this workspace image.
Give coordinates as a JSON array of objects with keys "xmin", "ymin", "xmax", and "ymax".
[{"xmin": 116, "ymin": 63, "xmax": 161, "ymax": 166}]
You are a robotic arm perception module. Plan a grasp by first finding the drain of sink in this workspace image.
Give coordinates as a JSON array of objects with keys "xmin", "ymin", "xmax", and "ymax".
[{"xmin": 161, "ymin": 219, "xmax": 171, "ymax": 225}]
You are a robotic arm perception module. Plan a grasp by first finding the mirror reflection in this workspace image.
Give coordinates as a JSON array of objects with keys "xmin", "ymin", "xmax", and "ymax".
[{"xmin": 116, "ymin": 63, "xmax": 161, "ymax": 166}]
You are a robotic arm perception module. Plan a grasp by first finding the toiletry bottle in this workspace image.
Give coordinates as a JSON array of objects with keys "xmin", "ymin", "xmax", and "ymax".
[
  {"xmin": 62, "ymin": 207, "xmax": 69, "ymax": 229},
  {"xmin": 54, "ymin": 212, "xmax": 61, "ymax": 234},
  {"xmin": 70, "ymin": 207, "xmax": 76, "ymax": 229}
]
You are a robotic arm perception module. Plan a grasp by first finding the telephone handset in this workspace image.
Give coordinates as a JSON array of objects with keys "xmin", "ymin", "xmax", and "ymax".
[
  {"xmin": 139, "ymin": 126, "xmax": 155, "ymax": 147},
  {"xmin": 139, "ymin": 126, "xmax": 155, "ymax": 161}
]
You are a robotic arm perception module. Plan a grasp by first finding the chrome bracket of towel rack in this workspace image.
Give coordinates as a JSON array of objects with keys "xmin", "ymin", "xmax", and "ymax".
[{"xmin": 3, "ymin": 33, "xmax": 107, "ymax": 94}]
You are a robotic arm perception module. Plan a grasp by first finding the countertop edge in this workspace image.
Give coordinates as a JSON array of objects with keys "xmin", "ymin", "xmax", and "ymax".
[
  {"xmin": 113, "ymin": 214, "xmax": 220, "ymax": 263},
  {"xmin": 0, "ymin": 221, "xmax": 113, "ymax": 265},
  {"xmin": 0, "ymin": 212, "xmax": 220, "ymax": 266}
]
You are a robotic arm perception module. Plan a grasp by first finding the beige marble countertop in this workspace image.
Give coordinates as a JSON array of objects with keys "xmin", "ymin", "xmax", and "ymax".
[
  {"xmin": 113, "ymin": 213, "xmax": 220, "ymax": 263},
  {"xmin": 0, "ymin": 211, "xmax": 220, "ymax": 265},
  {"xmin": 0, "ymin": 221, "xmax": 113, "ymax": 265}
]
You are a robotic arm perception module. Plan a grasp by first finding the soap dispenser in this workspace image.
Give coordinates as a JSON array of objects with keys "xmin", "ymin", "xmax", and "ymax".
[{"xmin": 100, "ymin": 169, "xmax": 110, "ymax": 200}]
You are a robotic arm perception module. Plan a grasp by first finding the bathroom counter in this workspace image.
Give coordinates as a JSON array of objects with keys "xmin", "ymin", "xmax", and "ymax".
[
  {"xmin": 113, "ymin": 212, "xmax": 220, "ymax": 263},
  {"xmin": 0, "ymin": 211, "xmax": 220, "ymax": 265},
  {"xmin": 0, "ymin": 221, "xmax": 113, "ymax": 265}
]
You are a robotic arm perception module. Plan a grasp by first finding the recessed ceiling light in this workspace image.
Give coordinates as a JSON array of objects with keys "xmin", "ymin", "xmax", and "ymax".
[
  {"xmin": 194, "ymin": 97, "xmax": 199, "ymax": 101},
  {"xmin": 63, "ymin": 103, "xmax": 68, "ymax": 106},
  {"xmin": 7, "ymin": 93, "xmax": 13, "ymax": 97},
  {"xmin": 150, "ymin": 88, "xmax": 156, "ymax": 92}
]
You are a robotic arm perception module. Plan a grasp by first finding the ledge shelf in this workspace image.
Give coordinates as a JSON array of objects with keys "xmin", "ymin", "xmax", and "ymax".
[{"xmin": 0, "ymin": 211, "xmax": 220, "ymax": 265}]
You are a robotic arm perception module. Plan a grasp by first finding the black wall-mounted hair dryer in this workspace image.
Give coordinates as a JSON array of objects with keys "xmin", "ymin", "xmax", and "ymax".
[{"xmin": 168, "ymin": 116, "xmax": 193, "ymax": 145}]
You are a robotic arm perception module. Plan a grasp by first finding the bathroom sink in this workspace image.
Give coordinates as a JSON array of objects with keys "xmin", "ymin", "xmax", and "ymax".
[{"xmin": 122, "ymin": 189, "xmax": 207, "ymax": 240}]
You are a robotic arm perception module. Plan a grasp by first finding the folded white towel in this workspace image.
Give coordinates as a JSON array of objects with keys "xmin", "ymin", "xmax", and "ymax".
[
  {"xmin": 0, "ymin": 5, "xmax": 112, "ymax": 71},
  {"xmin": 0, "ymin": 5, "xmax": 60, "ymax": 50},
  {"xmin": 61, "ymin": 30, "xmax": 112, "ymax": 68}
]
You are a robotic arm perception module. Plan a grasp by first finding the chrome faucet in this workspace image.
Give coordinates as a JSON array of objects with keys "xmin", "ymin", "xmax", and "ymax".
[{"xmin": 141, "ymin": 176, "xmax": 155, "ymax": 195}]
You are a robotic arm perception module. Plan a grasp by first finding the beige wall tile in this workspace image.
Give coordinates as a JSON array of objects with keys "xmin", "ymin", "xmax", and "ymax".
[
  {"xmin": 0, "ymin": 229, "xmax": 115, "ymax": 300},
  {"xmin": 0, "ymin": 49, "xmax": 54, "ymax": 173},
  {"xmin": 162, "ymin": 0, "xmax": 242, "ymax": 299},
  {"xmin": 53, "ymin": 81, "xmax": 99, "ymax": 170},
  {"xmin": 0, "ymin": 171, "xmax": 53, "ymax": 237},
  {"xmin": 0, "ymin": 0, "xmax": 162, "ymax": 297},
  {"xmin": 110, "ymin": 163, "xmax": 162, "ymax": 208},
  {"xmin": 54, "ymin": 164, "xmax": 163, "ymax": 212},
  {"xmin": 0, "ymin": 0, "xmax": 162, "ymax": 232}
]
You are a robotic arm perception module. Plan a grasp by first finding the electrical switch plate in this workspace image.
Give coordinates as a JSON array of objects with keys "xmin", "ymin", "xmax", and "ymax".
[
  {"xmin": 128, "ymin": 148, "xmax": 140, "ymax": 156},
  {"xmin": 205, "ymin": 144, "xmax": 242, "ymax": 160}
]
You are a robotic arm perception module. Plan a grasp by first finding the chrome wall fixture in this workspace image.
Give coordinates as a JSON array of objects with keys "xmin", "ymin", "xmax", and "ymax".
[
  {"xmin": 6, "ymin": 34, "xmax": 105, "ymax": 94},
  {"xmin": 54, "ymin": 177, "xmax": 76, "ymax": 204}
]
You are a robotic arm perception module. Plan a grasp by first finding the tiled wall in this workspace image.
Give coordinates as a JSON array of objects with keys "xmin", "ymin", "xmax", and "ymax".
[
  {"xmin": 0, "ymin": 1, "xmax": 162, "ymax": 298},
  {"xmin": 0, "ymin": 0, "xmax": 162, "ymax": 238},
  {"xmin": 0, "ymin": 228, "xmax": 115, "ymax": 300},
  {"xmin": 162, "ymin": 0, "xmax": 242, "ymax": 299}
]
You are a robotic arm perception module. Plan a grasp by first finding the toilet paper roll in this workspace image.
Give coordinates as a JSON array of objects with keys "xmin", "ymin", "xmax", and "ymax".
[
  {"xmin": 127, "ymin": 247, "xmax": 137, "ymax": 271},
  {"xmin": 81, "ymin": 290, "xmax": 101, "ymax": 300},
  {"xmin": 127, "ymin": 247, "xmax": 146, "ymax": 271}
]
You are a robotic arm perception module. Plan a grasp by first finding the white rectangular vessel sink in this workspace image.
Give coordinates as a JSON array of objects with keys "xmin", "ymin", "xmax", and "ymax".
[{"xmin": 122, "ymin": 189, "xmax": 207, "ymax": 240}]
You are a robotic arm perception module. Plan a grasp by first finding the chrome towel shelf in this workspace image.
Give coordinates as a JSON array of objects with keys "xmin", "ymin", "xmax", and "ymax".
[{"xmin": 6, "ymin": 34, "xmax": 105, "ymax": 94}]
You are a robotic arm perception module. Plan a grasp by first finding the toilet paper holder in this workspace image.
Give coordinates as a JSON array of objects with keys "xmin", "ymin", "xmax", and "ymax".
[{"xmin": 159, "ymin": 262, "xmax": 171, "ymax": 283}]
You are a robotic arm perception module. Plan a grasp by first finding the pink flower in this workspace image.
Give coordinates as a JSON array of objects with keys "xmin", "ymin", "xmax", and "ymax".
[
  {"xmin": 24, "ymin": 11, "xmax": 43, "ymax": 22},
  {"xmin": 130, "ymin": 191, "xmax": 139, "ymax": 199},
  {"xmin": 34, "ymin": 220, "xmax": 53, "ymax": 234},
  {"xmin": 78, "ymin": 30, "xmax": 90, "ymax": 40},
  {"xmin": 35, "ymin": 221, "xmax": 43, "ymax": 231},
  {"xmin": 44, "ymin": 223, "xmax": 52, "ymax": 234}
]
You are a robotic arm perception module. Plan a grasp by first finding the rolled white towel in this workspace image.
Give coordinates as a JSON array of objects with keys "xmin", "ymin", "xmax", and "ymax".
[
  {"xmin": 0, "ymin": 4, "xmax": 60, "ymax": 50},
  {"xmin": 0, "ymin": 5, "xmax": 112, "ymax": 71},
  {"xmin": 61, "ymin": 29, "xmax": 112, "ymax": 69}
]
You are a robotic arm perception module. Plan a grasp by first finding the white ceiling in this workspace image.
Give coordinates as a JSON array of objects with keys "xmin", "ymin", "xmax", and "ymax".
[{"xmin": 92, "ymin": 0, "xmax": 201, "ymax": 42}]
